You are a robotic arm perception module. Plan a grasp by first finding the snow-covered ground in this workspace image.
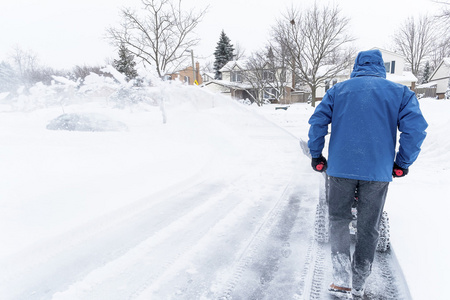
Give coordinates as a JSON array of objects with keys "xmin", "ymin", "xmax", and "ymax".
[{"xmin": 0, "ymin": 81, "xmax": 448, "ymax": 299}]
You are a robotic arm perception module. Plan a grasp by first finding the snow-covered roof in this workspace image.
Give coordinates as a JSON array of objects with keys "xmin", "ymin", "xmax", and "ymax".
[
  {"xmin": 386, "ymin": 71, "xmax": 417, "ymax": 84},
  {"xmin": 416, "ymin": 81, "xmax": 438, "ymax": 88},
  {"xmin": 204, "ymin": 79, "xmax": 253, "ymax": 90},
  {"xmin": 429, "ymin": 57, "xmax": 450, "ymax": 80},
  {"xmin": 219, "ymin": 60, "xmax": 248, "ymax": 72},
  {"xmin": 202, "ymin": 72, "xmax": 215, "ymax": 78}
]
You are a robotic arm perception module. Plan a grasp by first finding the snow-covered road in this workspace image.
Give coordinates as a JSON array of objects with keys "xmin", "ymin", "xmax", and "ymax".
[{"xmin": 0, "ymin": 94, "xmax": 412, "ymax": 299}]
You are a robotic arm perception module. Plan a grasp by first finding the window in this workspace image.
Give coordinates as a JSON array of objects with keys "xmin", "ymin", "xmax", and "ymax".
[
  {"xmin": 384, "ymin": 61, "xmax": 396, "ymax": 74},
  {"xmin": 184, "ymin": 76, "xmax": 190, "ymax": 84},
  {"xmin": 263, "ymin": 70, "xmax": 274, "ymax": 81},
  {"xmin": 263, "ymin": 88, "xmax": 279, "ymax": 100},
  {"xmin": 325, "ymin": 79, "xmax": 338, "ymax": 92},
  {"xmin": 384, "ymin": 62, "xmax": 390, "ymax": 73},
  {"xmin": 231, "ymin": 71, "xmax": 242, "ymax": 82}
]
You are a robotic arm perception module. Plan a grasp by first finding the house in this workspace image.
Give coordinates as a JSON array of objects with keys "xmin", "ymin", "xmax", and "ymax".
[
  {"xmin": 375, "ymin": 48, "xmax": 418, "ymax": 90},
  {"xmin": 202, "ymin": 60, "xmax": 298, "ymax": 103},
  {"xmin": 426, "ymin": 57, "xmax": 450, "ymax": 99},
  {"xmin": 200, "ymin": 72, "xmax": 215, "ymax": 83},
  {"xmin": 315, "ymin": 65, "xmax": 352, "ymax": 99},
  {"xmin": 165, "ymin": 62, "xmax": 202, "ymax": 85}
]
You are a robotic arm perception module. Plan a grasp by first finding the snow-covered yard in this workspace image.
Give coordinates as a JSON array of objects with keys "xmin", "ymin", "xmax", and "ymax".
[{"xmin": 0, "ymin": 81, "xmax": 448, "ymax": 299}]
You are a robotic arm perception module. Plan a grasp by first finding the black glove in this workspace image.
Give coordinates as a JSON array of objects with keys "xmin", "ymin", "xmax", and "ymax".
[
  {"xmin": 393, "ymin": 162, "xmax": 409, "ymax": 178},
  {"xmin": 311, "ymin": 155, "xmax": 327, "ymax": 173}
]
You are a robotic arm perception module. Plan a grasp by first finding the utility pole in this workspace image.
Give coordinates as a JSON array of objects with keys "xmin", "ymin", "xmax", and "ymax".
[{"xmin": 185, "ymin": 49, "xmax": 196, "ymax": 84}]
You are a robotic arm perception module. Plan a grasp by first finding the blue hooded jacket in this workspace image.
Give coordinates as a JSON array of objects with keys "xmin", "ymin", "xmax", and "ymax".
[{"xmin": 308, "ymin": 49, "xmax": 427, "ymax": 182}]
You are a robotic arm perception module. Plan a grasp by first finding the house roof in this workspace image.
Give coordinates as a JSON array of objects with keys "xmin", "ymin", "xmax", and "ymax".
[
  {"xmin": 386, "ymin": 71, "xmax": 417, "ymax": 84},
  {"xmin": 219, "ymin": 60, "xmax": 248, "ymax": 72},
  {"xmin": 204, "ymin": 79, "xmax": 253, "ymax": 90},
  {"xmin": 201, "ymin": 72, "xmax": 215, "ymax": 79},
  {"xmin": 416, "ymin": 81, "xmax": 438, "ymax": 88},
  {"xmin": 429, "ymin": 57, "xmax": 450, "ymax": 81}
]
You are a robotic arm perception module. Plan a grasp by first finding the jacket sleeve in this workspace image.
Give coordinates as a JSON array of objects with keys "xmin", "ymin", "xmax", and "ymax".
[
  {"xmin": 308, "ymin": 89, "xmax": 334, "ymax": 158},
  {"xmin": 395, "ymin": 89, "xmax": 428, "ymax": 168}
]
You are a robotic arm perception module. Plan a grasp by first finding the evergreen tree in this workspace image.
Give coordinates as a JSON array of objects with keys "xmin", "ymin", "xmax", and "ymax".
[
  {"xmin": 421, "ymin": 61, "xmax": 431, "ymax": 84},
  {"xmin": 113, "ymin": 44, "xmax": 138, "ymax": 81},
  {"xmin": 213, "ymin": 30, "xmax": 234, "ymax": 79}
]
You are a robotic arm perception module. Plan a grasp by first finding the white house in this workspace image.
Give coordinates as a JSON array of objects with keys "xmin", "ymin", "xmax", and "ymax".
[
  {"xmin": 315, "ymin": 65, "xmax": 351, "ymax": 99},
  {"xmin": 200, "ymin": 72, "xmax": 215, "ymax": 83},
  {"xmin": 428, "ymin": 57, "xmax": 450, "ymax": 99},
  {"xmin": 376, "ymin": 48, "xmax": 418, "ymax": 90},
  {"xmin": 202, "ymin": 60, "xmax": 297, "ymax": 103},
  {"xmin": 202, "ymin": 60, "xmax": 254, "ymax": 99}
]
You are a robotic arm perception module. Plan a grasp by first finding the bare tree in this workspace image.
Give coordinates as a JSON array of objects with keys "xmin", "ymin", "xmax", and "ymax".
[
  {"xmin": 271, "ymin": 3, "xmax": 354, "ymax": 107},
  {"xmin": 4, "ymin": 46, "xmax": 68, "ymax": 89},
  {"xmin": 233, "ymin": 42, "xmax": 246, "ymax": 60},
  {"xmin": 106, "ymin": 0, "xmax": 208, "ymax": 77},
  {"xmin": 429, "ymin": 37, "xmax": 450, "ymax": 70},
  {"xmin": 9, "ymin": 46, "xmax": 40, "ymax": 88},
  {"xmin": 434, "ymin": 0, "xmax": 450, "ymax": 22},
  {"xmin": 393, "ymin": 15, "xmax": 435, "ymax": 77},
  {"xmin": 241, "ymin": 47, "xmax": 289, "ymax": 106},
  {"xmin": 429, "ymin": 1, "xmax": 450, "ymax": 71},
  {"xmin": 200, "ymin": 59, "xmax": 214, "ymax": 74}
]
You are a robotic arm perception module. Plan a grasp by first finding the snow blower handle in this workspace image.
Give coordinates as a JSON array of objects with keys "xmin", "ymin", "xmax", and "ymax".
[
  {"xmin": 392, "ymin": 162, "xmax": 409, "ymax": 178},
  {"xmin": 316, "ymin": 163, "xmax": 325, "ymax": 171},
  {"xmin": 394, "ymin": 169, "xmax": 404, "ymax": 177},
  {"xmin": 311, "ymin": 155, "xmax": 327, "ymax": 173}
]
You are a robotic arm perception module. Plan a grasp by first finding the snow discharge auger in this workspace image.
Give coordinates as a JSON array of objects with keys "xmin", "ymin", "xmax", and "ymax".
[{"xmin": 299, "ymin": 139, "xmax": 391, "ymax": 252}]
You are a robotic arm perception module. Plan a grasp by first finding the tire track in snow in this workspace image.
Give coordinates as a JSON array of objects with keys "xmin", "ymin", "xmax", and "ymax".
[
  {"xmin": 51, "ymin": 177, "xmax": 249, "ymax": 300},
  {"xmin": 2, "ymin": 177, "xmax": 243, "ymax": 299},
  {"xmin": 300, "ymin": 244, "xmax": 411, "ymax": 300},
  {"xmin": 135, "ymin": 170, "xmax": 302, "ymax": 299},
  {"xmin": 215, "ymin": 182, "xmax": 304, "ymax": 300}
]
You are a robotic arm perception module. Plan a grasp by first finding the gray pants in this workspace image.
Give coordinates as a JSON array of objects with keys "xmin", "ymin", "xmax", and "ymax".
[{"xmin": 328, "ymin": 176, "xmax": 389, "ymax": 290}]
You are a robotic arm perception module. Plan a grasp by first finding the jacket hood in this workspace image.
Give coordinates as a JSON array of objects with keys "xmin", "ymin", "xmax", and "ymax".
[{"xmin": 350, "ymin": 49, "xmax": 386, "ymax": 79}]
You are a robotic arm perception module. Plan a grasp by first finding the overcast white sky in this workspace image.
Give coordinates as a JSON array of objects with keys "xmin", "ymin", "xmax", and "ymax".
[{"xmin": 0, "ymin": 0, "xmax": 443, "ymax": 70}]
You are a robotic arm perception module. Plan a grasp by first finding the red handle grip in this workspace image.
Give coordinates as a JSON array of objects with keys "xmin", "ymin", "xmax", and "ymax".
[
  {"xmin": 394, "ymin": 169, "xmax": 403, "ymax": 176},
  {"xmin": 316, "ymin": 163, "xmax": 324, "ymax": 171}
]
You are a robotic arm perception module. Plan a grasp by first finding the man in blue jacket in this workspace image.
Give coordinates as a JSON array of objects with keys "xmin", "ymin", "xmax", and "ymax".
[{"xmin": 308, "ymin": 49, "xmax": 427, "ymax": 298}]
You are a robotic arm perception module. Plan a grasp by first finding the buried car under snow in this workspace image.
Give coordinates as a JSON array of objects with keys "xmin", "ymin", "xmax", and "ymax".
[{"xmin": 46, "ymin": 113, "xmax": 128, "ymax": 132}]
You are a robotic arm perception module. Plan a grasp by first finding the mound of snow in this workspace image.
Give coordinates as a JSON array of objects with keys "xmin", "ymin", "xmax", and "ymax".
[{"xmin": 46, "ymin": 113, "xmax": 128, "ymax": 132}]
